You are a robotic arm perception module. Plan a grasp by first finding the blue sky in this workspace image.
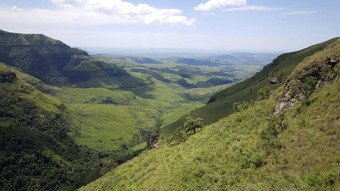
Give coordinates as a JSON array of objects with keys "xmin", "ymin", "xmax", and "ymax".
[{"xmin": 0, "ymin": 0, "xmax": 339, "ymax": 51}]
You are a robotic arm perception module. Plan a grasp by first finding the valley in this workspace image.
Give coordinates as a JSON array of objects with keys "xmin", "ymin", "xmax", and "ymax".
[
  {"xmin": 0, "ymin": 30, "xmax": 276, "ymax": 190},
  {"xmin": 1, "ymin": 0, "xmax": 339, "ymax": 190}
]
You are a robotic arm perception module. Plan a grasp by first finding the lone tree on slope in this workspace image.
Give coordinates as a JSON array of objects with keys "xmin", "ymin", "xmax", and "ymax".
[{"xmin": 184, "ymin": 117, "xmax": 204, "ymax": 134}]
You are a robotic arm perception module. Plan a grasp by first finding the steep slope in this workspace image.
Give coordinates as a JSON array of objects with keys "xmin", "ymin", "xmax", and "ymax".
[
  {"xmin": 0, "ymin": 30, "xmax": 129, "ymax": 86},
  {"xmin": 0, "ymin": 64, "xmax": 101, "ymax": 190},
  {"xmin": 80, "ymin": 39, "xmax": 340, "ymax": 190},
  {"xmin": 161, "ymin": 37, "xmax": 339, "ymax": 137}
]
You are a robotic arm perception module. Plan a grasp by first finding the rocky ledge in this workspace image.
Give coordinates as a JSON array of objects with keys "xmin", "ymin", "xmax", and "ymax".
[{"xmin": 0, "ymin": 70, "xmax": 16, "ymax": 83}]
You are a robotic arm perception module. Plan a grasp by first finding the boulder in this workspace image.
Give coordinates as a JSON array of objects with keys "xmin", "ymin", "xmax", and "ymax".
[
  {"xmin": 270, "ymin": 77, "xmax": 279, "ymax": 84},
  {"xmin": 326, "ymin": 56, "xmax": 338, "ymax": 67}
]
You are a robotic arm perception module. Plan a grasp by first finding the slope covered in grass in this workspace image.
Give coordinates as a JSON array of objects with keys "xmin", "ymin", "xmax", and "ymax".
[
  {"xmin": 80, "ymin": 39, "xmax": 340, "ymax": 191},
  {"xmin": 161, "ymin": 37, "xmax": 339, "ymax": 138}
]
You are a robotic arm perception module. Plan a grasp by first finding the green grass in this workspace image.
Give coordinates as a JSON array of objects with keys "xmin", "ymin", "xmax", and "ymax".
[
  {"xmin": 0, "ymin": 63, "xmax": 7, "ymax": 71},
  {"xmin": 71, "ymin": 104, "xmax": 147, "ymax": 150}
]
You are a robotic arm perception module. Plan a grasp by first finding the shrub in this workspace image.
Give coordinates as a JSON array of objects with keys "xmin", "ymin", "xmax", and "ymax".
[
  {"xmin": 233, "ymin": 101, "xmax": 250, "ymax": 112},
  {"xmin": 184, "ymin": 117, "xmax": 204, "ymax": 134},
  {"xmin": 257, "ymin": 87, "xmax": 271, "ymax": 100},
  {"xmin": 292, "ymin": 76, "xmax": 318, "ymax": 104}
]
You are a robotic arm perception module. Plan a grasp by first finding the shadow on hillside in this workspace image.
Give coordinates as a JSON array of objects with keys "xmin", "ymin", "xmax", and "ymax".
[{"xmin": 118, "ymin": 75, "xmax": 155, "ymax": 99}]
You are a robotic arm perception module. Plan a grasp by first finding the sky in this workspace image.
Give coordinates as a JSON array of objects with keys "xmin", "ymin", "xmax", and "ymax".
[{"xmin": 0, "ymin": 0, "xmax": 339, "ymax": 52}]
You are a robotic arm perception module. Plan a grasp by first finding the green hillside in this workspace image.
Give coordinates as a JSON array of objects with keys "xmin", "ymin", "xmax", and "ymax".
[
  {"xmin": 161, "ymin": 37, "xmax": 339, "ymax": 138},
  {"xmin": 80, "ymin": 38, "xmax": 340, "ymax": 190},
  {"xmin": 0, "ymin": 64, "xmax": 103, "ymax": 190},
  {"xmin": 0, "ymin": 30, "xmax": 130, "ymax": 86}
]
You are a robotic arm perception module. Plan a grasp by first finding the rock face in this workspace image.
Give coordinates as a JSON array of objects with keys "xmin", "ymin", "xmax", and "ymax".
[
  {"xmin": 324, "ymin": 56, "xmax": 338, "ymax": 67},
  {"xmin": 275, "ymin": 55, "xmax": 339, "ymax": 114},
  {"xmin": 270, "ymin": 77, "xmax": 279, "ymax": 84},
  {"xmin": 0, "ymin": 70, "xmax": 16, "ymax": 83},
  {"xmin": 146, "ymin": 132, "xmax": 158, "ymax": 149}
]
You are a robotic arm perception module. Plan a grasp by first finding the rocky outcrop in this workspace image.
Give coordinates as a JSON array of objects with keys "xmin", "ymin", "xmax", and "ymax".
[
  {"xmin": 146, "ymin": 132, "xmax": 159, "ymax": 149},
  {"xmin": 275, "ymin": 55, "xmax": 339, "ymax": 113},
  {"xmin": 0, "ymin": 70, "xmax": 16, "ymax": 83},
  {"xmin": 325, "ymin": 56, "xmax": 338, "ymax": 67}
]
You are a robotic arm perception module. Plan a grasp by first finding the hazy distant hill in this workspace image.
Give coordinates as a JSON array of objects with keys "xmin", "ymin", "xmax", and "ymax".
[{"xmin": 215, "ymin": 52, "xmax": 278, "ymax": 64}]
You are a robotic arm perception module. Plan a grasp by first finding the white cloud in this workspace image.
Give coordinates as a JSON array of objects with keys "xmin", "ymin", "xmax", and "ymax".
[
  {"xmin": 50, "ymin": 0, "xmax": 195, "ymax": 26},
  {"xmin": 224, "ymin": 6, "xmax": 280, "ymax": 12},
  {"xmin": 11, "ymin": 6, "xmax": 23, "ymax": 12},
  {"xmin": 195, "ymin": 0, "xmax": 246, "ymax": 11},
  {"xmin": 284, "ymin": 11, "xmax": 318, "ymax": 16}
]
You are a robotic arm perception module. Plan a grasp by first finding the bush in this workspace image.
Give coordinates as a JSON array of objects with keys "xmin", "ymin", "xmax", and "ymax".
[
  {"xmin": 233, "ymin": 101, "xmax": 250, "ymax": 112},
  {"xmin": 168, "ymin": 128, "xmax": 188, "ymax": 146},
  {"xmin": 184, "ymin": 117, "xmax": 204, "ymax": 134},
  {"xmin": 291, "ymin": 76, "xmax": 318, "ymax": 104},
  {"xmin": 257, "ymin": 87, "xmax": 271, "ymax": 100},
  {"xmin": 168, "ymin": 117, "xmax": 204, "ymax": 146}
]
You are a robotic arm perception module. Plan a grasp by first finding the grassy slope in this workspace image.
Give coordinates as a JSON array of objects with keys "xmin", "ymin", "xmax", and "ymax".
[
  {"xmin": 0, "ymin": 63, "xmax": 61, "ymax": 113},
  {"xmin": 161, "ymin": 37, "xmax": 339, "ymax": 138},
  {"xmin": 80, "ymin": 39, "xmax": 340, "ymax": 191}
]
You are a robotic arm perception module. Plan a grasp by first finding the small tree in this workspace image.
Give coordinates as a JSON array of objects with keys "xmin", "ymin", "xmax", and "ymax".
[
  {"xmin": 297, "ymin": 76, "xmax": 318, "ymax": 102},
  {"xmin": 257, "ymin": 87, "xmax": 271, "ymax": 100},
  {"xmin": 266, "ymin": 112, "xmax": 286, "ymax": 133},
  {"xmin": 184, "ymin": 117, "xmax": 204, "ymax": 134},
  {"xmin": 233, "ymin": 101, "xmax": 250, "ymax": 112}
]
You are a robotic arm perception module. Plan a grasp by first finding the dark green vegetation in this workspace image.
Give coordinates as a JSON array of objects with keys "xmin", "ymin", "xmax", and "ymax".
[
  {"xmin": 168, "ymin": 117, "xmax": 204, "ymax": 146},
  {"xmin": 0, "ymin": 66, "xmax": 101, "ymax": 190},
  {"xmin": 161, "ymin": 37, "xmax": 339, "ymax": 138},
  {"xmin": 80, "ymin": 38, "xmax": 340, "ymax": 191}
]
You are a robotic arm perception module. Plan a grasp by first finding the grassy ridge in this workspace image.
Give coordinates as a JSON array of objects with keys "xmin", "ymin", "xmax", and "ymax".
[
  {"xmin": 0, "ymin": 30, "xmax": 130, "ymax": 86},
  {"xmin": 80, "ymin": 39, "xmax": 340, "ymax": 190},
  {"xmin": 161, "ymin": 37, "xmax": 339, "ymax": 138}
]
